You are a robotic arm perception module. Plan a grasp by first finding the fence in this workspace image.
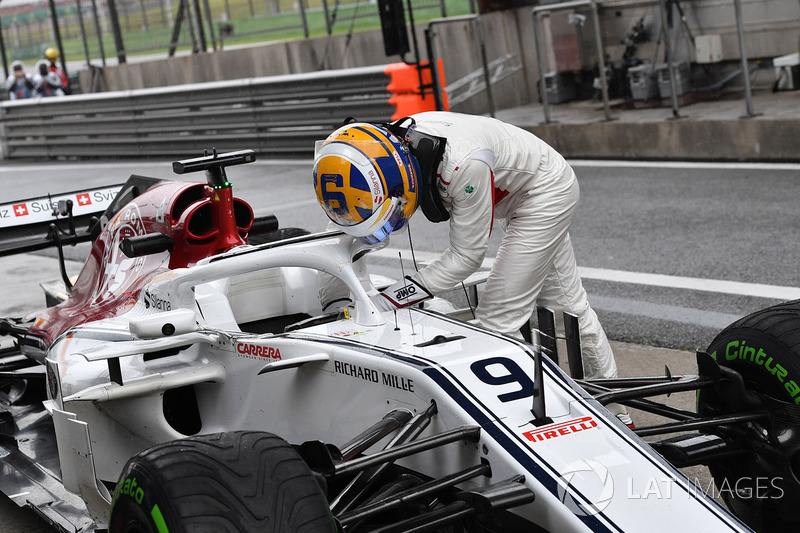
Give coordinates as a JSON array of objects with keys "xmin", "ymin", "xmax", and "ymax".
[
  {"xmin": 0, "ymin": 0, "xmax": 470, "ymax": 74},
  {"xmin": 0, "ymin": 64, "xmax": 395, "ymax": 158}
]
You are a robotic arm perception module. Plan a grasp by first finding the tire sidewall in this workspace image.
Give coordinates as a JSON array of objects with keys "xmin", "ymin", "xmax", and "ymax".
[
  {"xmin": 109, "ymin": 459, "xmax": 181, "ymax": 533},
  {"xmin": 703, "ymin": 324, "xmax": 800, "ymax": 530},
  {"xmin": 706, "ymin": 329, "xmax": 800, "ymax": 406}
]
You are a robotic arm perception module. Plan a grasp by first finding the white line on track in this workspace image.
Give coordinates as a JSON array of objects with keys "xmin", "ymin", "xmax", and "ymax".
[
  {"xmin": 569, "ymin": 160, "xmax": 800, "ymax": 171},
  {"xmin": 0, "ymin": 159, "xmax": 311, "ymax": 172},
  {"xmin": 371, "ymin": 247, "xmax": 800, "ymax": 300},
  {"xmin": 578, "ymin": 267, "xmax": 800, "ymax": 300}
]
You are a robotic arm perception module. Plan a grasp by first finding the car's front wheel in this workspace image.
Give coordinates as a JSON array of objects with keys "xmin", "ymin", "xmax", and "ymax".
[
  {"xmin": 108, "ymin": 431, "xmax": 335, "ymax": 533},
  {"xmin": 700, "ymin": 300, "xmax": 800, "ymax": 532}
]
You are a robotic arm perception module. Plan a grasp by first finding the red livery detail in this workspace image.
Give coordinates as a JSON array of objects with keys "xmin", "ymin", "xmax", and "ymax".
[
  {"xmin": 236, "ymin": 343, "xmax": 282, "ymax": 360},
  {"xmin": 27, "ymin": 181, "xmax": 254, "ymax": 348},
  {"xmin": 522, "ymin": 416, "xmax": 598, "ymax": 443}
]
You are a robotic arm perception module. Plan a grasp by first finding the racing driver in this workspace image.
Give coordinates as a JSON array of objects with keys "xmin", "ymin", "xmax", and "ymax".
[{"xmin": 313, "ymin": 112, "xmax": 631, "ymax": 426}]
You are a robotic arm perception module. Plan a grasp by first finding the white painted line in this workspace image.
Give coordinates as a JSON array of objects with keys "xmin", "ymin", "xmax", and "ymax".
[
  {"xmin": 569, "ymin": 160, "xmax": 800, "ymax": 171},
  {"xmin": 590, "ymin": 295, "xmax": 742, "ymax": 329},
  {"xmin": 0, "ymin": 159, "xmax": 310, "ymax": 172},
  {"xmin": 370, "ymin": 247, "xmax": 800, "ymax": 300},
  {"xmin": 577, "ymin": 267, "xmax": 800, "ymax": 300}
]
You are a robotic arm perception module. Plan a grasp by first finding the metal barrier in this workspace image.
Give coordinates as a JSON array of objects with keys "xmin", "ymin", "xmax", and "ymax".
[{"xmin": 0, "ymin": 65, "xmax": 395, "ymax": 159}]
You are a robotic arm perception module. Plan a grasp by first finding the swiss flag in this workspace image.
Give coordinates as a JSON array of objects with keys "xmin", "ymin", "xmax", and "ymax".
[
  {"xmin": 13, "ymin": 203, "xmax": 28, "ymax": 217},
  {"xmin": 76, "ymin": 193, "xmax": 92, "ymax": 206}
]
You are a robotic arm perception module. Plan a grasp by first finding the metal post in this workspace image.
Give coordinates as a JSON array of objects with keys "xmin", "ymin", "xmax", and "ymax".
[
  {"xmin": 475, "ymin": 16, "xmax": 495, "ymax": 117},
  {"xmin": 0, "ymin": 22, "xmax": 8, "ymax": 78},
  {"xmin": 589, "ymin": 0, "xmax": 611, "ymax": 121},
  {"xmin": 658, "ymin": 0, "xmax": 681, "ymax": 118},
  {"xmin": 47, "ymin": 0, "xmax": 69, "ymax": 79},
  {"xmin": 106, "ymin": 0, "xmax": 127, "ymax": 63},
  {"xmin": 531, "ymin": 10, "xmax": 551, "ymax": 123},
  {"xmin": 424, "ymin": 28, "xmax": 445, "ymax": 111},
  {"xmin": 202, "ymin": 0, "xmax": 217, "ymax": 51},
  {"xmin": 192, "ymin": 0, "xmax": 207, "ymax": 52},
  {"xmin": 90, "ymin": 0, "xmax": 106, "ymax": 66},
  {"xmin": 299, "ymin": 0, "xmax": 309, "ymax": 39},
  {"xmin": 169, "ymin": 0, "xmax": 187, "ymax": 57},
  {"xmin": 321, "ymin": 0, "xmax": 332, "ymax": 34},
  {"xmin": 733, "ymin": 0, "xmax": 756, "ymax": 117},
  {"xmin": 75, "ymin": 0, "xmax": 92, "ymax": 66}
]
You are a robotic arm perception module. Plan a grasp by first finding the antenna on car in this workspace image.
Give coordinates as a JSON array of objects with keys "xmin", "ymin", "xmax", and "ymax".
[
  {"xmin": 406, "ymin": 223, "xmax": 419, "ymax": 271},
  {"xmin": 398, "ymin": 252, "xmax": 416, "ymax": 335}
]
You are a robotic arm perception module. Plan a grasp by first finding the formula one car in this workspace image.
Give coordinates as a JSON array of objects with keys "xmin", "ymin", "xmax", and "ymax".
[{"xmin": 0, "ymin": 150, "xmax": 797, "ymax": 532}]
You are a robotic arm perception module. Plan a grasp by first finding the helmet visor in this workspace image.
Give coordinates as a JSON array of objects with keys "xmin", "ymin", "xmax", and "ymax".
[{"xmin": 340, "ymin": 196, "xmax": 406, "ymax": 245}]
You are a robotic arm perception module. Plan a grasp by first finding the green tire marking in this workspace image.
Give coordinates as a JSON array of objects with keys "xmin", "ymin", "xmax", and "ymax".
[{"xmin": 151, "ymin": 504, "xmax": 169, "ymax": 533}]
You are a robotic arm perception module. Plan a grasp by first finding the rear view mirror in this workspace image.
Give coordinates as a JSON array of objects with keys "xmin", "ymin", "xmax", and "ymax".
[{"xmin": 130, "ymin": 308, "xmax": 198, "ymax": 339}]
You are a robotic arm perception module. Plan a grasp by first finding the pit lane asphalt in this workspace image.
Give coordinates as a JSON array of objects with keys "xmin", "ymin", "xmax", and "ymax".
[{"xmin": 1, "ymin": 157, "xmax": 795, "ymax": 528}]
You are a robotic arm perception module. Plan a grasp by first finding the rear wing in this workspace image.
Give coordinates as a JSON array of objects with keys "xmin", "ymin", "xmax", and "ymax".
[{"xmin": 0, "ymin": 176, "xmax": 164, "ymax": 257}]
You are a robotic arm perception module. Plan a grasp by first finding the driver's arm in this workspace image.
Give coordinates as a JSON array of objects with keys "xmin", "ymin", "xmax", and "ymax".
[{"xmin": 413, "ymin": 159, "xmax": 494, "ymax": 294}]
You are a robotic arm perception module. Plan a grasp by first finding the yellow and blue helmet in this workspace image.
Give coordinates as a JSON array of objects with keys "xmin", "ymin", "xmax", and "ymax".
[{"xmin": 313, "ymin": 123, "xmax": 419, "ymax": 244}]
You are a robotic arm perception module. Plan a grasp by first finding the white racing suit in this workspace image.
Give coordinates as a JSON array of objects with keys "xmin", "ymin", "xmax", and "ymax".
[{"xmin": 409, "ymin": 112, "xmax": 617, "ymax": 380}]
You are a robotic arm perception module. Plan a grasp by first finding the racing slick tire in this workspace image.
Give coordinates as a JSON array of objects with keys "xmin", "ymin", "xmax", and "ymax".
[
  {"xmin": 700, "ymin": 300, "xmax": 800, "ymax": 532},
  {"xmin": 108, "ymin": 431, "xmax": 335, "ymax": 533}
]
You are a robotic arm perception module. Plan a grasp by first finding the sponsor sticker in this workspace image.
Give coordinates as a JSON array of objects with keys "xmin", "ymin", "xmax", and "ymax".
[
  {"xmin": 143, "ymin": 291, "xmax": 171, "ymax": 311},
  {"xmin": 522, "ymin": 416, "xmax": 597, "ymax": 443},
  {"xmin": 334, "ymin": 360, "xmax": 414, "ymax": 392},
  {"xmin": 236, "ymin": 343, "xmax": 282, "ymax": 360}
]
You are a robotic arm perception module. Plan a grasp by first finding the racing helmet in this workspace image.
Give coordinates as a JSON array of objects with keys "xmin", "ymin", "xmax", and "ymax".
[
  {"xmin": 313, "ymin": 123, "xmax": 419, "ymax": 244},
  {"xmin": 45, "ymin": 47, "xmax": 59, "ymax": 60}
]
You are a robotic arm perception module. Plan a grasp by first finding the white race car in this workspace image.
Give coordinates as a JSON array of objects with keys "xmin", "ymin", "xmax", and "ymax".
[{"xmin": 0, "ymin": 150, "xmax": 796, "ymax": 532}]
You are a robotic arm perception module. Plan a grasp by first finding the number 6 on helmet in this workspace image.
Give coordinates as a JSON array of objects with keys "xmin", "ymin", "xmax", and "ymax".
[{"xmin": 313, "ymin": 123, "xmax": 420, "ymax": 244}]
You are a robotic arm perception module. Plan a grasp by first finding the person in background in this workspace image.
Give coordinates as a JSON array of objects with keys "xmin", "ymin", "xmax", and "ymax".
[
  {"xmin": 5, "ymin": 61, "xmax": 34, "ymax": 100},
  {"xmin": 45, "ymin": 47, "xmax": 69, "ymax": 94},
  {"xmin": 33, "ymin": 60, "xmax": 65, "ymax": 97}
]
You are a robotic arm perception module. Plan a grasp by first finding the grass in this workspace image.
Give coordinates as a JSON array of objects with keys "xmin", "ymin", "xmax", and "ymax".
[{"xmin": 4, "ymin": 0, "xmax": 473, "ymax": 65}]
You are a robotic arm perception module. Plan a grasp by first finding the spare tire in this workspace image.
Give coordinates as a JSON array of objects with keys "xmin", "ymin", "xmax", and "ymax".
[
  {"xmin": 700, "ymin": 300, "xmax": 800, "ymax": 532},
  {"xmin": 109, "ymin": 431, "xmax": 335, "ymax": 533}
]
